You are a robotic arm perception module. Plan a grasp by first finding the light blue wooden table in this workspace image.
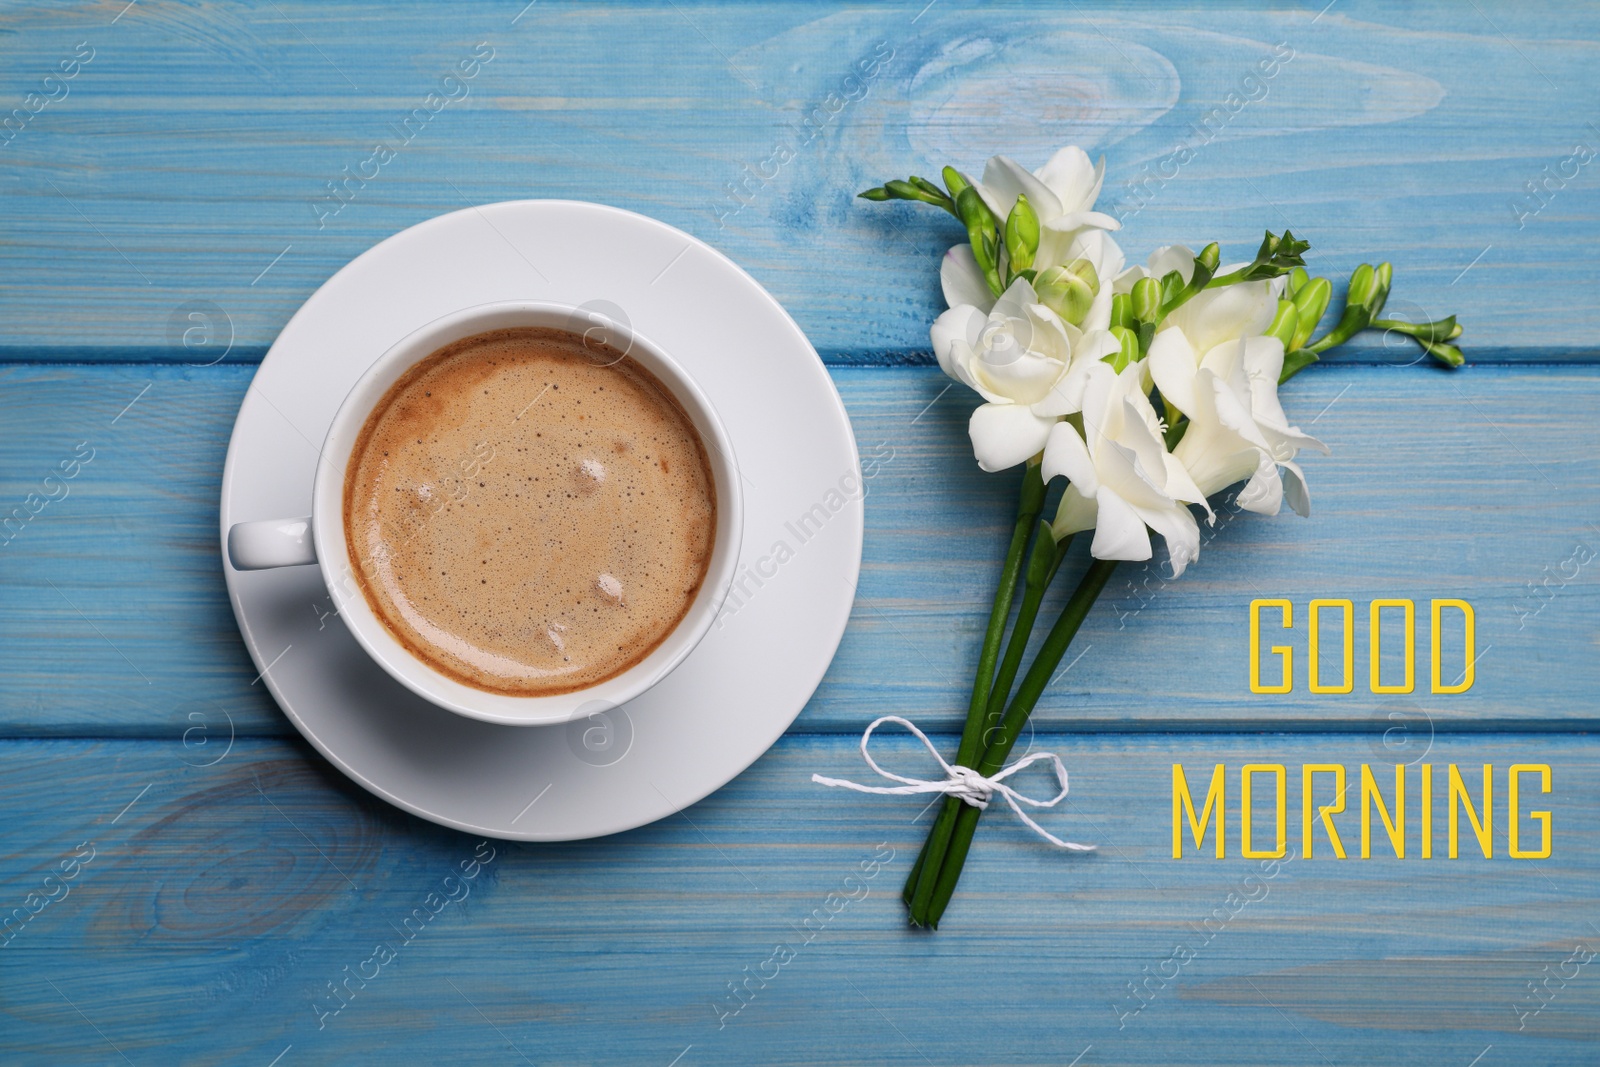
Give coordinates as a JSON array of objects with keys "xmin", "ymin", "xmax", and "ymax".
[{"xmin": 3, "ymin": 2, "xmax": 1598, "ymax": 1063}]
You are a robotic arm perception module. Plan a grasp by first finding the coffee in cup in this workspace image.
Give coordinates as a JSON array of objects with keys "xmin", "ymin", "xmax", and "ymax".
[{"xmin": 341, "ymin": 326, "xmax": 717, "ymax": 697}]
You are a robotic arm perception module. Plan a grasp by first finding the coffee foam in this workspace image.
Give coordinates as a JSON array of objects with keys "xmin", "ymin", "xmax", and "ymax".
[{"xmin": 344, "ymin": 327, "xmax": 716, "ymax": 696}]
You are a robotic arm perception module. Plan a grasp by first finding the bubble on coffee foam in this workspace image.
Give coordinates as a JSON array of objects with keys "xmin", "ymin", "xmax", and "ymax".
[{"xmin": 546, "ymin": 623, "xmax": 568, "ymax": 656}]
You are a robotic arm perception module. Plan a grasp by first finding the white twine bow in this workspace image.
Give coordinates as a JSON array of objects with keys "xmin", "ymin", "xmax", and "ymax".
[{"xmin": 811, "ymin": 715, "xmax": 1096, "ymax": 852}]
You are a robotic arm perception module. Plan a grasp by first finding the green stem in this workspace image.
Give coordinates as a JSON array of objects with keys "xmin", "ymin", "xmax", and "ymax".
[
  {"xmin": 915, "ymin": 531, "xmax": 1067, "ymax": 908},
  {"xmin": 1370, "ymin": 316, "xmax": 1458, "ymax": 343},
  {"xmin": 1304, "ymin": 296, "xmax": 1377, "ymax": 354},
  {"xmin": 1303, "ymin": 319, "xmax": 1365, "ymax": 355},
  {"xmin": 915, "ymin": 558, "xmax": 1119, "ymax": 928},
  {"xmin": 903, "ymin": 462, "xmax": 1046, "ymax": 914},
  {"xmin": 1202, "ymin": 267, "xmax": 1250, "ymax": 289},
  {"xmin": 900, "ymin": 829, "xmax": 935, "ymax": 908},
  {"xmin": 982, "ymin": 529, "xmax": 1071, "ymax": 745}
]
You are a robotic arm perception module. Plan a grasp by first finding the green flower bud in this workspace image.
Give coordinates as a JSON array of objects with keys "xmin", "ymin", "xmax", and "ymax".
[
  {"xmin": 942, "ymin": 166, "xmax": 972, "ymax": 201},
  {"xmin": 1065, "ymin": 257, "xmax": 1099, "ymax": 291},
  {"xmin": 1106, "ymin": 326, "xmax": 1140, "ymax": 372},
  {"xmin": 956, "ymin": 187, "xmax": 993, "ymax": 244},
  {"xmin": 1131, "ymin": 277, "xmax": 1161, "ymax": 323},
  {"xmin": 1423, "ymin": 339, "xmax": 1465, "ymax": 367},
  {"xmin": 1291, "ymin": 277, "xmax": 1332, "ymax": 350},
  {"xmin": 1267, "ymin": 299, "xmax": 1299, "ymax": 349},
  {"xmin": 956, "ymin": 186, "xmax": 1002, "ymax": 295},
  {"xmin": 1005, "ymin": 194, "xmax": 1041, "ymax": 274},
  {"xmin": 1035, "ymin": 264, "xmax": 1095, "ymax": 326},
  {"xmin": 1159, "ymin": 269, "xmax": 1186, "ymax": 309},
  {"xmin": 1110, "ymin": 292, "xmax": 1134, "ymax": 331},
  {"xmin": 1286, "ymin": 266, "xmax": 1310, "ymax": 298},
  {"xmin": 1346, "ymin": 263, "xmax": 1378, "ymax": 309},
  {"xmin": 1370, "ymin": 262, "xmax": 1393, "ymax": 318}
]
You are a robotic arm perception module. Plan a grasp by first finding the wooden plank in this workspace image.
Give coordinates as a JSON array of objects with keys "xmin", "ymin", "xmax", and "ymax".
[
  {"xmin": 1, "ymin": 361, "xmax": 1595, "ymax": 735},
  {"xmin": 0, "ymin": 732, "xmax": 1594, "ymax": 1064},
  {"xmin": 0, "ymin": 1, "xmax": 1597, "ymax": 362}
]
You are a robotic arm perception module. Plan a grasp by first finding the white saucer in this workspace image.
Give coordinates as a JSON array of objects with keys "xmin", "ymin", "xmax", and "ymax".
[{"xmin": 219, "ymin": 201, "xmax": 863, "ymax": 840}]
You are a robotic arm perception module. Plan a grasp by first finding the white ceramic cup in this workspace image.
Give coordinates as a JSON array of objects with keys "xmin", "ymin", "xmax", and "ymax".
[{"xmin": 227, "ymin": 300, "xmax": 743, "ymax": 727}]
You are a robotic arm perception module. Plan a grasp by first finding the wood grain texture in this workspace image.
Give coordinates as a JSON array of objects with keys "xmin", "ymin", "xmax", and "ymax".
[
  {"xmin": 3, "ymin": 2, "xmax": 1599, "ymax": 1062},
  {"xmin": 1, "ymin": 362, "xmax": 1595, "ymax": 735},
  {"xmin": 0, "ymin": 732, "xmax": 1593, "ymax": 1065},
  {"xmin": 0, "ymin": 0, "xmax": 1596, "ymax": 361}
]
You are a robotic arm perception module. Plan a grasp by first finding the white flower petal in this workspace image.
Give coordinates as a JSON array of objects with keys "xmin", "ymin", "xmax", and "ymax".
[
  {"xmin": 1207, "ymin": 368, "xmax": 1276, "ymax": 456},
  {"xmin": 1148, "ymin": 327, "xmax": 1201, "ymax": 416},
  {"xmin": 1031, "ymin": 329, "xmax": 1119, "ymax": 417},
  {"xmin": 1088, "ymin": 487, "xmax": 1154, "ymax": 562},
  {"xmin": 1280, "ymin": 459, "xmax": 1312, "ymax": 517},
  {"xmin": 1040, "ymin": 210, "xmax": 1122, "ymax": 233},
  {"xmin": 1076, "ymin": 360, "xmax": 1121, "ymax": 431},
  {"xmin": 1241, "ymin": 334, "xmax": 1287, "ymax": 393},
  {"xmin": 1237, "ymin": 454, "xmax": 1285, "ymax": 516},
  {"xmin": 1168, "ymin": 280, "xmax": 1277, "ymax": 354},
  {"xmin": 1161, "ymin": 452, "xmax": 1210, "ymax": 513},
  {"xmin": 1261, "ymin": 419, "xmax": 1328, "ymax": 460},
  {"xmin": 1078, "ymin": 328, "xmax": 1121, "ymax": 363},
  {"xmin": 990, "ymin": 276, "xmax": 1041, "ymax": 321},
  {"xmin": 975, "ymin": 346, "xmax": 1067, "ymax": 406},
  {"xmin": 931, "ymin": 303, "xmax": 986, "ymax": 353},
  {"xmin": 1041, "ymin": 420, "xmax": 1097, "ymax": 493},
  {"xmin": 1135, "ymin": 498, "xmax": 1201, "ymax": 578},
  {"xmin": 1096, "ymin": 438, "xmax": 1176, "ymax": 519},
  {"xmin": 940, "ymin": 337, "xmax": 1010, "ymax": 406},
  {"xmin": 1032, "ymin": 370, "xmax": 1089, "ymax": 417},
  {"xmin": 1171, "ymin": 384, "xmax": 1262, "ymax": 499},
  {"xmin": 968, "ymin": 402, "xmax": 1055, "ymax": 472},
  {"xmin": 940, "ymin": 245, "xmax": 995, "ymax": 312},
  {"xmin": 1072, "ymin": 228, "xmax": 1127, "ymax": 280},
  {"xmin": 930, "ymin": 305, "xmax": 987, "ymax": 381},
  {"xmin": 1050, "ymin": 484, "xmax": 1098, "ymax": 541},
  {"xmin": 1079, "ymin": 288, "xmax": 1115, "ymax": 333},
  {"xmin": 1033, "ymin": 146, "xmax": 1101, "ymax": 213},
  {"xmin": 1022, "ymin": 302, "xmax": 1076, "ymax": 361},
  {"xmin": 978, "ymin": 154, "xmax": 1064, "ymax": 222},
  {"xmin": 1146, "ymin": 244, "xmax": 1196, "ymax": 284},
  {"xmin": 1117, "ymin": 397, "xmax": 1171, "ymax": 491}
]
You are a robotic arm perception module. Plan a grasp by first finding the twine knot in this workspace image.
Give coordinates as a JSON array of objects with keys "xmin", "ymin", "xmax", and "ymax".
[{"xmin": 811, "ymin": 715, "xmax": 1095, "ymax": 851}]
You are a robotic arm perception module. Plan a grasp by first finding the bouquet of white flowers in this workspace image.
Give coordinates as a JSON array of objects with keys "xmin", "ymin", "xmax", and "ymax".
[{"xmin": 814, "ymin": 146, "xmax": 1464, "ymax": 928}]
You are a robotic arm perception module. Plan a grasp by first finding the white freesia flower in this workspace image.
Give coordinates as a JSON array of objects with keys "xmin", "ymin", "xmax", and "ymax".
[
  {"xmin": 1053, "ymin": 228, "xmax": 1126, "ymax": 332},
  {"xmin": 1129, "ymin": 245, "xmax": 1327, "ymax": 517},
  {"xmin": 1042, "ymin": 361, "xmax": 1208, "ymax": 575},
  {"xmin": 975, "ymin": 146, "xmax": 1120, "ymax": 239},
  {"xmin": 931, "ymin": 278, "xmax": 1119, "ymax": 472},
  {"xmin": 1117, "ymin": 244, "xmax": 1282, "ymax": 345},
  {"xmin": 1151, "ymin": 330, "xmax": 1327, "ymax": 517},
  {"xmin": 939, "ymin": 244, "xmax": 1000, "ymax": 312},
  {"xmin": 940, "ymin": 146, "xmax": 1124, "ymax": 316},
  {"xmin": 941, "ymin": 229, "xmax": 1126, "ymax": 326},
  {"xmin": 1114, "ymin": 243, "xmax": 1203, "ymax": 296}
]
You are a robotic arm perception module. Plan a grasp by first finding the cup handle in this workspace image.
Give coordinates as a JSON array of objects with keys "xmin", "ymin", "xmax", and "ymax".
[{"xmin": 228, "ymin": 517, "xmax": 317, "ymax": 570}]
